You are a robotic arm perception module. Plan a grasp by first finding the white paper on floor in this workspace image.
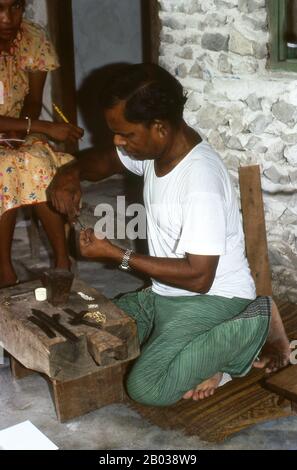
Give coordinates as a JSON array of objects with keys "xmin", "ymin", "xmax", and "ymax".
[{"xmin": 0, "ymin": 421, "xmax": 58, "ymax": 450}]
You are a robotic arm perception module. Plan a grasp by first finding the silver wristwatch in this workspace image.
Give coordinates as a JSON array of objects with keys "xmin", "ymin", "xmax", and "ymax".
[{"xmin": 119, "ymin": 249, "xmax": 133, "ymax": 271}]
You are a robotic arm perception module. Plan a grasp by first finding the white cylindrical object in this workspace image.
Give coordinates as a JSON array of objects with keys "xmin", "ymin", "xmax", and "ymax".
[{"xmin": 35, "ymin": 288, "xmax": 47, "ymax": 302}]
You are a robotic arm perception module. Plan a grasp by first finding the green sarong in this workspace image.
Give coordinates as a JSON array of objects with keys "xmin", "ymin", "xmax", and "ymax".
[{"xmin": 114, "ymin": 288, "xmax": 271, "ymax": 407}]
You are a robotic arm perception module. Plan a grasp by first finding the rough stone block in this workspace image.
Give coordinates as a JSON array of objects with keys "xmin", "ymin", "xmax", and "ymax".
[
  {"xmin": 272, "ymin": 101, "xmax": 297, "ymax": 125},
  {"xmin": 232, "ymin": 57, "xmax": 259, "ymax": 74},
  {"xmin": 215, "ymin": 0, "xmax": 239, "ymax": 8},
  {"xmin": 282, "ymin": 133, "xmax": 297, "ymax": 145},
  {"xmin": 246, "ymin": 136, "xmax": 267, "ymax": 153},
  {"xmin": 238, "ymin": 0, "xmax": 265, "ymax": 13},
  {"xmin": 264, "ymin": 166, "xmax": 290, "ymax": 185},
  {"xmin": 204, "ymin": 13, "xmax": 228, "ymax": 28},
  {"xmin": 161, "ymin": 15, "xmax": 186, "ymax": 30},
  {"xmin": 248, "ymin": 115, "xmax": 273, "ymax": 134},
  {"xmin": 284, "ymin": 145, "xmax": 297, "ymax": 166},
  {"xmin": 175, "ymin": 63, "xmax": 188, "ymax": 78},
  {"xmin": 201, "ymin": 32, "xmax": 230, "ymax": 52},
  {"xmin": 186, "ymin": 91, "xmax": 202, "ymax": 112},
  {"xmin": 197, "ymin": 104, "xmax": 230, "ymax": 128},
  {"xmin": 246, "ymin": 94, "xmax": 262, "ymax": 111},
  {"xmin": 218, "ymin": 53, "xmax": 232, "ymax": 73},
  {"xmin": 226, "ymin": 136, "xmax": 244, "ymax": 150},
  {"xmin": 189, "ymin": 61, "xmax": 204, "ymax": 79},
  {"xmin": 242, "ymin": 12, "xmax": 268, "ymax": 32},
  {"xmin": 229, "ymin": 29, "xmax": 254, "ymax": 56},
  {"xmin": 161, "ymin": 32, "xmax": 175, "ymax": 44},
  {"xmin": 207, "ymin": 130, "xmax": 226, "ymax": 151},
  {"xmin": 176, "ymin": 46, "xmax": 193, "ymax": 60}
]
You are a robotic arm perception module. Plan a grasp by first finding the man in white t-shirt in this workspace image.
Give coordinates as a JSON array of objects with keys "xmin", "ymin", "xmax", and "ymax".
[{"xmin": 50, "ymin": 64, "xmax": 290, "ymax": 406}]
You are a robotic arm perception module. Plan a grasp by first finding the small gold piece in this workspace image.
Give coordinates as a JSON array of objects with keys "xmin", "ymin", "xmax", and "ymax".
[{"xmin": 84, "ymin": 310, "xmax": 106, "ymax": 324}]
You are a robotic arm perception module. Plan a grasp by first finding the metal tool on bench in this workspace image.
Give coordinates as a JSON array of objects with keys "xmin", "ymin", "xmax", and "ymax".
[
  {"xmin": 31, "ymin": 309, "xmax": 79, "ymax": 343},
  {"xmin": 64, "ymin": 308, "xmax": 103, "ymax": 329},
  {"xmin": 28, "ymin": 316, "xmax": 57, "ymax": 339}
]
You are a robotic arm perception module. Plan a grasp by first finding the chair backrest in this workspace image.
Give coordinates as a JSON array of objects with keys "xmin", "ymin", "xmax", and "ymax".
[{"xmin": 239, "ymin": 165, "xmax": 272, "ymax": 296}]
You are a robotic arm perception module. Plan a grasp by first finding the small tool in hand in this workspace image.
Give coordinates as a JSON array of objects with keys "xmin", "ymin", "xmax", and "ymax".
[{"xmin": 76, "ymin": 217, "xmax": 86, "ymax": 231}]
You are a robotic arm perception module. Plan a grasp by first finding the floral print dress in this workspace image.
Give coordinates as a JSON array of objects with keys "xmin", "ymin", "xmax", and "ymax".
[{"xmin": 0, "ymin": 20, "xmax": 73, "ymax": 216}]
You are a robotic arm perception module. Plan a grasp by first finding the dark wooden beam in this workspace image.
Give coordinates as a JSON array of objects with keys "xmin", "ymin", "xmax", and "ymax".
[
  {"xmin": 141, "ymin": 0, "xmax": 161, "ymax": 63},
  {"xmin": 46, "ymin": 0, "xmax": 78, "ymax": 153}
]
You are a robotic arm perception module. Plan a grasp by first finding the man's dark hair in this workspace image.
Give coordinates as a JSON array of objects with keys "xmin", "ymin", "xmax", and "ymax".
[{"xmin": 102, "ymin": 63, "xmax": 187, "ymax": 127}]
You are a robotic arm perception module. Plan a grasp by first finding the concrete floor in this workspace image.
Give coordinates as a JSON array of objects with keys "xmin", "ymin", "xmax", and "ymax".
[{"xmin": 1, "ymin": 176, "xmax": 297, "ymax": 450}]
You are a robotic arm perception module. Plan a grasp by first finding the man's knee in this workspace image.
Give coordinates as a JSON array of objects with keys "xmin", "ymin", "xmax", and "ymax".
[{"xmin": 125, "ymin": 369, "xmax": 177, "ymax": 407}]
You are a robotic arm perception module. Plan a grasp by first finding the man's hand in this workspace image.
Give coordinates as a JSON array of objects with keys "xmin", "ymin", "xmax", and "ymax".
[
  {"xmin": 49, "ymin": 164, "xmax": 82, "ymax": 222},
  {"xmin": 45, "ymin": 122, "xmax": 84, "ymax": 143},
  {"xmin": 79, "ymin": 229, "xmax": 119, "ymax": 259}
]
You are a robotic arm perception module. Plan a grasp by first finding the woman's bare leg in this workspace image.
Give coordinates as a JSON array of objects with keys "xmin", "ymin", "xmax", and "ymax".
[
  {"xmin": 0, "ymin": 208, "xmax": 18, "ymax": 287},
  {"xmin": 33, "ymin": 202, "xmax": 71, "ymax": 270}
]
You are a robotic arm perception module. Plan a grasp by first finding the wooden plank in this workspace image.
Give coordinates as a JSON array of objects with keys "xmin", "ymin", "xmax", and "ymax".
[
  {"xmin": 239, "ymin": 165, "xmax": 272, "ymax": 296},
  {"xmin": 141, "ymin": 0, "xmax": 161, "ymax": 63},
  {"xmin": 51, "ymin": 364, "xmax": 124, "ymax": 422},
  {"xmin": 87, "ymin": 330, "xmax": 128, "ymax": 367},
  {"xmin": 46, "ymin": 0, "xmax": 78, "ymax": 155},
  {"xmin": 263, "ymin": 365, "xmax": 297, "ymax": 403}
]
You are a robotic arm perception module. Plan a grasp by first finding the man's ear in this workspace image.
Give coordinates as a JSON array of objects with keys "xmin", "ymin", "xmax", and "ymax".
[{"xmin": 152, "ymin": 119, "xmax": 168, "ymax": 138}]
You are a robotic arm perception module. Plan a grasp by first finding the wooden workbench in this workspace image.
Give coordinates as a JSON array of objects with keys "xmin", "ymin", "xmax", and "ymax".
[{"xmin": 0, "ymin": 279, "xmax": 139, "ymax": 421}]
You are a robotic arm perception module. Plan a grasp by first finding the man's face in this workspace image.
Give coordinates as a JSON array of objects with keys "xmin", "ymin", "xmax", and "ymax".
[
  {"xmin": 0, "ymin": 0, "xmax": 24, "ymax": 43},
  {"xmin": 104, "ymin": 100, "xmax": 166, "ymax": 160}
]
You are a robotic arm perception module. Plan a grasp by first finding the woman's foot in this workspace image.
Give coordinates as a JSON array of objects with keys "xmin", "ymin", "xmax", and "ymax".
[
  {"xmin": 0, "ymin": 270, "xmax": 18, "ymax": 289},
  {"xmin": 183, "ymin": 372, "xmax": 223, "ymax": 401},
  {"xmin": 253, "ymin": 300, "xmax": 291, "ymax": 373},
  {"xmin": 55, "ymin": 258, "xmax": 72, "ymax": 271}
]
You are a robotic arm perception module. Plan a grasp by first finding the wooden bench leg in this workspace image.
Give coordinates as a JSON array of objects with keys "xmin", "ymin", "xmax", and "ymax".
[
  {"xmin": 10, "ymin": 355, "xmax": 36, "ymax": 380},
  {"xmin": 51, "ymin": 364, "xmax": 124, "ymax": 422}
]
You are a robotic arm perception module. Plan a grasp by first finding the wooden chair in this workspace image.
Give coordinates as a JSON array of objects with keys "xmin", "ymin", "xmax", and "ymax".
[{"xmin": 240, "ymin": 166, "xmax": 297, "ymax": 408}]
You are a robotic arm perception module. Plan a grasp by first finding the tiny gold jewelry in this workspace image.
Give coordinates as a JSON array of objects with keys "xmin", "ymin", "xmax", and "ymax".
[
  {"xmin": 25, "ymin": 116, "xmax": 31, "ymax": 135},
  {"xmin": 84, "ymin": 310, "xmax": 106, "ymax": 324}
]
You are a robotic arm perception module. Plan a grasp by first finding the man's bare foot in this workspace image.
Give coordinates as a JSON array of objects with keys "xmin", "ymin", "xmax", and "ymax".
[
  {"xmin": 253, "ymin": 300, "xmax": 291, "ymax": 373},
  {"xmin": 183, "ymin": 373, "xmax": 223, "ymax": 401}
]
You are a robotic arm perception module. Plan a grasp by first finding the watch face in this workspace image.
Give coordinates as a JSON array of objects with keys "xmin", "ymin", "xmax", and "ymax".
[{"xmin": 119, "ymin": 264, "xmax": 130, "ymax": 271}]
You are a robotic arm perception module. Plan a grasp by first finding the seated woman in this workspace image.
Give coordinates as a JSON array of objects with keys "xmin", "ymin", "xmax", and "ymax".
[{"xmin": 0, "ymin": 0, "xmax": 83, "ymax": 287}]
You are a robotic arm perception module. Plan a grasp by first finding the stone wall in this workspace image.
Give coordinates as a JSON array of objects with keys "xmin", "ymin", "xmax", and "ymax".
[{"xmin": 158, "ymin": 0, "xmax": 297, "ymax": 301}]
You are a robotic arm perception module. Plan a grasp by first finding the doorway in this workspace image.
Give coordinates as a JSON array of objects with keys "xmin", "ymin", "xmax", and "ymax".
[{"xmin": 46, "ymin": 0, "xmax": 160, "ymax": 149}]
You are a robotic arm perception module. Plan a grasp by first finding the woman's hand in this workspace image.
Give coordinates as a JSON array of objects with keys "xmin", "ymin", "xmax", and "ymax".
[
  {"xmin": 1, "ymin": 130, "xmax": 26, "ymax": 148},
  {"xmin": 4, "ymin": 130, "xmax": 26, "ymax": 140},
  {"xmin": 44, "ymin": 122, "xmax": 84, "ymax": 143}
]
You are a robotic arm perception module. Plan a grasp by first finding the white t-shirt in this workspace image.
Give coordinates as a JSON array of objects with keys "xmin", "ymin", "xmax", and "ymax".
[{"xmin": 117, "ymin": 142, "xmax": 256, "ymax": 300}]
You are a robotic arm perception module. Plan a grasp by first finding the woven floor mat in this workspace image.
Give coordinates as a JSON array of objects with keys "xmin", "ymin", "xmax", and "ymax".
[{"xmin": 125, "ymin": 299, "xmax": 297, "ymax": 442}]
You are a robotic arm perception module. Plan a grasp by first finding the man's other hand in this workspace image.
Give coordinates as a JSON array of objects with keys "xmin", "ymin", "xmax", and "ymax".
[{"xmin": 49, "ymin": 164, "xmax": 81, "ymax": 223}]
